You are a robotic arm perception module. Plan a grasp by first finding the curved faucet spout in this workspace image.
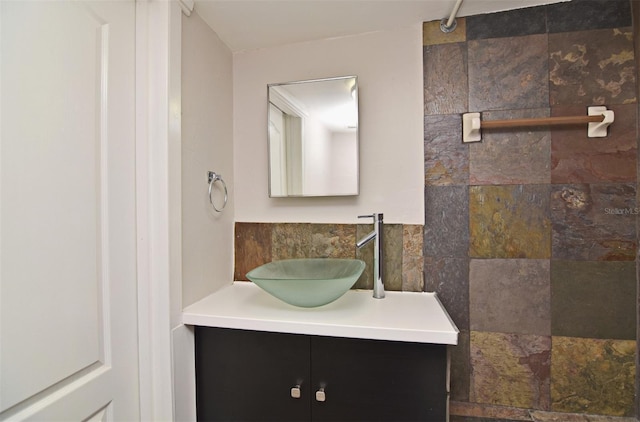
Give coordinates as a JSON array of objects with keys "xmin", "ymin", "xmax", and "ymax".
[
  {"xmin": 356, "ymin": 213, "xmax": 385, "ymax": 299},
  {"xmin": 356, "ymin": 230, "xmax": 376, "ymax": 248}
]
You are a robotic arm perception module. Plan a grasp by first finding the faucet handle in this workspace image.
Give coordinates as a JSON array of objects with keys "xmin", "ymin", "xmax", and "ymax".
[
  {"xmin": 358, "ymin": 214, "xmax": 375, "ymax": 226},
  {"xmin": 358, "ymin": 213, "xmax": 383, "ymax": 222}
]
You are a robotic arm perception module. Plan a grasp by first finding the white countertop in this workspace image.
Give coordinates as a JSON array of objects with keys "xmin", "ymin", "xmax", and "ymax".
[{"xmin": 182, "ymin": 282, "xmax": 459, "ymax": 345}]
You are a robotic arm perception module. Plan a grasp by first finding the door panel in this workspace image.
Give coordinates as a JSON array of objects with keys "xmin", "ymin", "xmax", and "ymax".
[{"xmin": 0, "ymin": 1, "xmax": 138, "ymax": 420}]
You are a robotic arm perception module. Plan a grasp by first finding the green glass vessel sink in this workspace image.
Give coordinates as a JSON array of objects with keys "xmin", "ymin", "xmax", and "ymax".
[{"xmin": 246, "ymin": 258, "xmax": 366, "ymax": 308}]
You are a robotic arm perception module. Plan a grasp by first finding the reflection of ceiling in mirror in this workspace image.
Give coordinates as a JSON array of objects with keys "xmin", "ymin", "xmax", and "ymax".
[{"xmin": 278, "ymin": 78, "xmax": 357, "ymax": 133}]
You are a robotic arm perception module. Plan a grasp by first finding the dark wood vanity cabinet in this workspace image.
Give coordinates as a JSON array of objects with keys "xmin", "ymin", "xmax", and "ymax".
[{"xmin": 195, "ymin": 326, "xmax": 448, "ymax": 422}]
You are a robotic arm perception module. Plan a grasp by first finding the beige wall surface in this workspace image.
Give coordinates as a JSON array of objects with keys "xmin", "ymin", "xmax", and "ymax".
[
  {"xmin": 233, "ymin": 25, "xmax": 425, "ymax": 225},
  {"xmin": 181, "ymin": 11, "xmax": 235, "ymax": 306}
]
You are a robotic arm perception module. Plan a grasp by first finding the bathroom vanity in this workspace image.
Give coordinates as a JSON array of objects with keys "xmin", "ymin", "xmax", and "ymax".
[{"xmin": 183, "ymin": 282, "xmax": 458, "ymax": 421}]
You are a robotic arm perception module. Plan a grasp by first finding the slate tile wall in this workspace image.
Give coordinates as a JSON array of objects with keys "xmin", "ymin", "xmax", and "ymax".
[{"xmin": 424, "ymin": 0, "xmax": 637, "ymax": 419}]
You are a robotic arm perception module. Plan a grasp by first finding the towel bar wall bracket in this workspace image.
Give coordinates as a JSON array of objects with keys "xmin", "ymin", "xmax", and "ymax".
[{"xmin": 462, "ymin": 106, "xmax": 615, "ymax": 143}]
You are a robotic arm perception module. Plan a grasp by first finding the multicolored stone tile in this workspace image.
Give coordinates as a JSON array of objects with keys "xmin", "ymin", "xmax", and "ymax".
[
  {"xmin": 402, "ymin": 225, "xmax": 424, "ymax": 292},
  {"xmin": 547, "ymin": 0, "xmax": 632, "ymax": 34},
  {"xmin": 469, "ymin": 108, "xmax": 551, "ymax": 185},
  {"xmin": 450, "ymin": 329, "xmax": 470, "ymax": 402},
  {"xmin": 308, "ymin": 224, "xmax": 356, "ymax": 259},
  {"xmin": 469, "ymin": 259, "xmax": 550, "ymax": 336},
  {"xmin": 550, "ymin": 184, "xmax": 637, "ymax": 261},
  {"xmin": 355, "ymin": 223, "xmax": 374, "ymax": 290},
  {"xmin": 551, "ymin": 261, "xmax": 636, "ymax": 340},
  {"xmin": 450, "ymin": 401, "xmax": 533, "ymax": 420},
  {"xmin": 470, "ymin": 331, "xmax": 551, "ymax": 410},
  {"xmin": 234, "ymin": 223, "xmax": 272, "ymax": 281},
  {"xmin": 451, "ymin": 417, "xmax": 525, "ymax": 422},
  {"xmin": 382, "ymin": 224, "xmax": 403, "ymax": 291},
  {"xmin": 549, "ymin": 28, "xmax": 636, "ymax": 106},
  {"xmin": 424, "ymin": 42, "xmax": 468, "ymax": 115},
  {"xmin": 425, "ymin": 185, "xmax": 469, "ymax": 258},
  {"xmin": 551, "ymin": 336, "xmax": 636, "ymax": 416},
  {"xmin": 424, "ymin": 257, "xmax": 469, "ymax": 330},
  {"xmin": 530, "ymin": 410, "xmax": 638, "ymax": 422},
  {"xmin": 466, "ymin": 6, "xmax": 547, "ymax": 40},
  {"xmin": 451, "ymin": 415, "xmax": 527, "ymax": 422},
  {"xmin": 469, "ymin": 185, "xmax": 551, "ymax": 259},
  {"xmin": 550, "ymin": 104, "xmax": 637, "ymax": 184},
  {"xmin": 424, "ymin": 114, "xmax": 468, "ymax": 186},
  {"xmin": 468, "ymin": 34, "xmax": 549, "ymax": 112},
  {"xmin": 421, "ymin": 0, "xmax": 640, "ymax": 419},
  {"xmin": 452, "ymin": 404, "xmax": 640, "ymax": 421},
  {"xmin": 423, "ymin": 18, "xmax": 466, "ymax": 46},
  {"xmin": 354, "ymin": 223, "xmax": 403, "ymax": 291},
  {"xmin": 271, "ymin": 223, "xmax": 311, "ymax": 260},
  {"xmin": 452, "ymin": 406, "xmax": 639, "ymax": 422}
]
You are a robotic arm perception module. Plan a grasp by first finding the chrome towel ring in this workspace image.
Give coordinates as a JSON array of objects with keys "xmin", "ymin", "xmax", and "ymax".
[{"xmin": 208, "ymin": 171, "xmax": 228, "ymax": 213}]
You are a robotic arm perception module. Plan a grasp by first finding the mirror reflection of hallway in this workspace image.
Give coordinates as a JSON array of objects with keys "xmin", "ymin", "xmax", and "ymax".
[{"xmin": 268, "ymin": 76, "xmax": 359, "ymax": 197}]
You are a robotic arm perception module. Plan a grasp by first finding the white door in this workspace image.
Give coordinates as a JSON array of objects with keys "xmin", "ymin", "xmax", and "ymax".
[{"xmin": 0, "ymin": 1, "xmax": 139, "ymax": 420}]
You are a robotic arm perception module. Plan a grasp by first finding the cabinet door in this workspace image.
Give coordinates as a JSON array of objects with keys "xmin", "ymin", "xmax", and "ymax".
[
  {"xmin": 310, "ymin": 336, "xmax": 447, "ymax": 421},
  {"xmin": 195, "ymin": 327, "xmax": 311, "ymax": 421}
]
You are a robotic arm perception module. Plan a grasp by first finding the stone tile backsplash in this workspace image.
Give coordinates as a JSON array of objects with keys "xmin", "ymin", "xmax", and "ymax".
[
  {"xmin": 233, "ymin": 222, "xmax": 271, "ymax": 281},
  {"xmin": 234, "ymin": 222, "xmax": 425, "ymax": 293}
]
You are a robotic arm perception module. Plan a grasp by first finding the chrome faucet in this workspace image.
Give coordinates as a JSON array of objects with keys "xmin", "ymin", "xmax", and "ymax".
[{"xmin": 356, "ymin": 213, "xmax": 384, "ymax": 299}]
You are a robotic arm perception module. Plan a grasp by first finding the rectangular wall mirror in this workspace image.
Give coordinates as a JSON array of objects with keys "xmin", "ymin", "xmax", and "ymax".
[{"xmin": 267, "ymin": 76, "xmax": 359, "ymax": 197}]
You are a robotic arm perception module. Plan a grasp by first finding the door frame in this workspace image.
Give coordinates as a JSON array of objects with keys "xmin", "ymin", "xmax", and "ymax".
[{"xmin": 135, "ymin": 0, "xmax": 192, "ymax": 420}]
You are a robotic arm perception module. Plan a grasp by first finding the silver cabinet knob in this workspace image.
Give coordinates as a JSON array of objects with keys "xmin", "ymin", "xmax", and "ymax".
[
  {"xmin": 315, "ymin": 387, "xmax": 326, "ymax": 402},
  {"xmin": 290, "ymin": 385, "xmax": 301, "ymax": 399}
]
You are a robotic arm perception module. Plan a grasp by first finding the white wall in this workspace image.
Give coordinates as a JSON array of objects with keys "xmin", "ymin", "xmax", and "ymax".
[
  {"xmin": 181, "ymin": 10, "xmax": 235, "ymax": 305},
  {"xmin": 233, "ymin": 25, "xmax": 425, "ymax": 225}
]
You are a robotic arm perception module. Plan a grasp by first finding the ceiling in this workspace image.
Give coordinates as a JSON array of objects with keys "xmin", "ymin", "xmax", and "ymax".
[{"xmin": 193, "ymin": 0, "xmax": 568, "ymax": 52}]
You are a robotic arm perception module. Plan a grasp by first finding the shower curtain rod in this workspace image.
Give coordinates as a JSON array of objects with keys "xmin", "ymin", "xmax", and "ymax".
[
  {"xmin": 462, "ymin": 106, "xmax": 615, "ymax": 143},
  {"xmin": 446, "ymin": 0, "xmax": 463, "ymax": 28},
  {"xmin": 441, "ymin": 0, "xmax": 463, "ymax": 32}
]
